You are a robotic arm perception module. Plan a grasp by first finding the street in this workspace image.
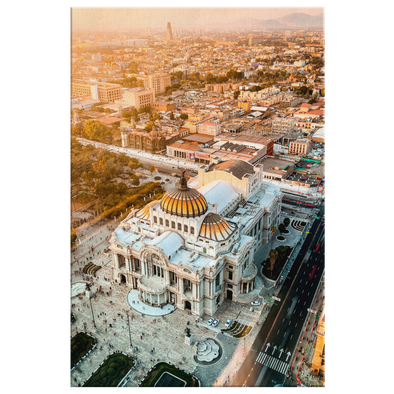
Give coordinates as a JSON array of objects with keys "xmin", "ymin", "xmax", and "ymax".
[{"xmin": 232, "ymin": 215, "xmax": 325, "ymax": 387}]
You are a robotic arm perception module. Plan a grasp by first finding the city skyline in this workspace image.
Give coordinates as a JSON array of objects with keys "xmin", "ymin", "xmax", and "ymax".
[{"xmin": 72, "ymin": 7, "xmax": 324, "ymax": 31}]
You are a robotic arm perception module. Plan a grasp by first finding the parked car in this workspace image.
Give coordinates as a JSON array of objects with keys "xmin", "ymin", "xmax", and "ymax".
[
  {"xmin": 207, "ymin": 318, "xmax": 214, "ymax": 325},
  {"xmin": 251, "ymin": 300, "xmax": 261, "ymax": 306},
  {"xmin": 212, "ymin": 319, "xmax": 220, "ymax": 327},
  {"xmin": 225, "ymin": 319, "xmax": 233, "ymax": 328}
]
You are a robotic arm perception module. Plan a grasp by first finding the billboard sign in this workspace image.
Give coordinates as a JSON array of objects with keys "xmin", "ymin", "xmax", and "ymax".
[{"xmin": 196, "ymin": 152, "xmax": 210, "ymax": 158}]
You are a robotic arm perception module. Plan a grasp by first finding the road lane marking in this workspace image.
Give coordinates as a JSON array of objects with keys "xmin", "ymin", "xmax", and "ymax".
[
  {"xmin": 295, "ymin": 323, "xmax": 298, "ymax": 327},
  {"xmin": 307, "ymin": 292, "xmax": 310, "ymax": 296},
  {"xmin": 290, "ymin": 335, "xmax": 293, "ymax": 340},
  {"xmin": 302, "ymin": 289, "xmax": 304, "ymax": 294},
  {"xmin": 256, "ymin": 351, "xmax": 289, "ymax": 375}
]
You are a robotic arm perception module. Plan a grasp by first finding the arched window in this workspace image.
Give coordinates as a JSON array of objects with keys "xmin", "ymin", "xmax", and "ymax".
[
  {"xmin": 153, "ymin": 216, "xmax": 157, "ymax": 224},
  {"xmin": 178, "ymin": 223, "xmax": 182, "ymax": 231},
  {"xmin": 165, "ymin": 219, "xmax": 169, "ymax": 227},
  {"xmin": 171, "ymin": 221, "xmax": 175, "ymax": 229},
  {"xmin": 191, "ymin": 227, "xmax": 195, "ymax": 235},
  {"xmin": 159, "ymin": 217, "xmax": 163, "ymax": 225},
  {"xmin": 184, "ymin": 225, "xmax": 188, "ymax": 232}
]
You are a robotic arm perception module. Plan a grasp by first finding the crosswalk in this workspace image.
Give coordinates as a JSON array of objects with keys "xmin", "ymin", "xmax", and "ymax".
[{"xmin": 256, "ymin": 351, "xmax": 289, "ymax": 375}]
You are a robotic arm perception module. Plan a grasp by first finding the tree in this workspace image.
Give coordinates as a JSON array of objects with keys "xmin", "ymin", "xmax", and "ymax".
[
  {"xmin": 268, "ymin": 249, "xmax": 279, "ymax": 278},
  {"xmin": 270, "ymin": 225, "xmax": 277, "ymax": 250},
  {"xmin": 278, "ymin": 223, "xmax": 286, "ymax": 236},
  {"xmin": 83, "ymin": 120, "xmax": 109, "ymax": 142},
  {"xmin": 169, "ymin": 111, "xmax": 175, "ymax": 120},
  {"xmin": 180, "ymin": 113, "xmax": 188, "ymax": 120},
  {"xmin": 148, "ymin": 166, "xmax": 155, "ymax": 174},
  {"xmin": 233, "ymin": 91, "xmax": 240, "ymax": 100},
  {"xmin": 283, "ymin": 217, "xmax": 290, "ymax": 227},
  {"xmin": 144, "ymin": 121, "xmax": 154, "ymax": 132}
]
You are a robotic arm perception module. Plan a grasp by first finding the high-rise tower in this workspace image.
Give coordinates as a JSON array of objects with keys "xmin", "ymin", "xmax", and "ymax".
[{"xmin": 166, "ymin": 22, "xmax": 173, "ymax": 41}]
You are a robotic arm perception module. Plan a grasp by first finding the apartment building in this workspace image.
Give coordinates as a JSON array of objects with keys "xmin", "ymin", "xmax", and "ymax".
[
  {"xmin": 238, "ymin": 101, "xmax": 253, "ymax": 112},
  {"xmin": 280, "ymin": 96, "xmax": 302, "ymax": 108},
  {"xmin": 143, "ymin": 73, "xmax": 171, "ymax": 95},
  {"xmin": 116, "ymin": 88, "xmax": 155, "ymax": 110},
  {"xmin": 271, "ymin": 117, "xmax": 296, "ymax": 134},
  {"xmin": 197, "ymin": 122, "xmax": 221, "ymax": 136},
  {"xmin": 71, "ymin": 80, "xmax": 122, "ymax": 103},
  {"xmin": 288, "ymin": 139, "xmax": 312, "ymax": 156}
]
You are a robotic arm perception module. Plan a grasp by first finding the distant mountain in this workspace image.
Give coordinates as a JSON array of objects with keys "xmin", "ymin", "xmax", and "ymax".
[
  {"xmin": 220, "ymin": 12, "xmax": 323, "ymax": 30},
  {"xmin": 276, "ymin": 12, "xmax": 324, "ymax": 28}
]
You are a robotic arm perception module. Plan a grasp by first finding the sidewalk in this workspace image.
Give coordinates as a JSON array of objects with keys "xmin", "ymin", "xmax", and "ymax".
[{"xmin": 284, "ymin": 280, "xmax": 325, "ymax": 387}]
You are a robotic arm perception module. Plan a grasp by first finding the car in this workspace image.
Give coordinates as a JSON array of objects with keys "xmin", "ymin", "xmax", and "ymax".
[
  {"xmin": 225, "ymin": 319, "xmax": 233, "ymax": 328},
  {"xmin": 251, "ymin": 300, "xmax": 261, "ymax": 306},
  {"xmin": 207, "ymin": 318, "xmax": 214, "ymax": 325},
  {"xmin": 212, "ymin": 319, "xmax": 220, "ymax": 327}
]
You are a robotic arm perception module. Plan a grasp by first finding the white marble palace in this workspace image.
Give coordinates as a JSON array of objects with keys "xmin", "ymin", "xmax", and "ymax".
[{"xmin": 109, "ymin": 159, "xmax": 282, "ymax": 317}]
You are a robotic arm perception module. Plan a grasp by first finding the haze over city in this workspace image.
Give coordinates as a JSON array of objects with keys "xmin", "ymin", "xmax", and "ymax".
[
  {"xmin": 70, "ymin": 6, "xmax": 326, "ymax": 388},
  {"xmin": 72, "ymin": 7, "xmax": 324, "ymax": 31}
]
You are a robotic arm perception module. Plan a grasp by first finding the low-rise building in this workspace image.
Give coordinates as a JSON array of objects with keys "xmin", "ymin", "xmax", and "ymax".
[
  {"xmin": 288, "ymin": 139, "xmax": 313, "ymax": 156},
  {"xmin": 152, "ymin": 100, "xmax": 176, "ymax": 112}
]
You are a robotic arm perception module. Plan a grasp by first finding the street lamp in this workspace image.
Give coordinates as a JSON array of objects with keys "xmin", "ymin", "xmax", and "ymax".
[{"xmin": 126, "ymin": 312, "xmax": 133, "ymax": 351}]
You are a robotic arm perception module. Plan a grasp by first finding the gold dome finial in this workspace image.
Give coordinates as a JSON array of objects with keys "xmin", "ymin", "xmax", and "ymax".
[{"xmin": 179, "ymin": 170, "xmax": 188, "ymax": 191}]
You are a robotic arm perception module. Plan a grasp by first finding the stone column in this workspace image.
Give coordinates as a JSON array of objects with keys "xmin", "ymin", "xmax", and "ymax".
[
  {"xmin": 247, "ymin": 282, "xmax": 249, "ymax": 293},
  {"xmin": 180, "ymin": 278, "xmax": 184, "ymax": 294},
  {"xmin": 192, "ymin": 282, "xmax": 197, "ymax": 299},
  {"xmin": 141, "ymin": 260, "xmax": 145, "ymax": 276},
  {"xmin": 165, "ymin": 269, "xmax": 170, "ymax": 284},
  {"xmin": 150, "ymin": 293, "xmax": 153, "ymax": 305},
  {"xmin": 114, "ymin": 253, "xmax": 119, "ymax": 268}
]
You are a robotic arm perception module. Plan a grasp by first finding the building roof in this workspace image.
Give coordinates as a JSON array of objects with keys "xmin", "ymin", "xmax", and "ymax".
[
  {"xmin": 208, "ymin": 159, "xmax": 255, "ymax": 180},
  {"xmin": 149, "ymin": 230, "xmax": 184, "ymax": 256},
  {"xmin": 199, "ymin": 180, "xmax": 240, "ymax": 215}
]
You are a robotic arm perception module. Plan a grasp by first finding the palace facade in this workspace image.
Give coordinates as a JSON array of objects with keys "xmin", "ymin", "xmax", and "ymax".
[{"xmin": 109, "ymin": 159, "xmax": 282, "ymax": 317}]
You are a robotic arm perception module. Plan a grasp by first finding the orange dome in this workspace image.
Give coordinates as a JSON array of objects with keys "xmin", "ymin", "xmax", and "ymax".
[
  {"xmin": 199, "ymin": 213, "xmax": 236, "ymax": 241},
  {"xmin": 160, "ymin": 173, "xmax": 208, "ymax": 218}
]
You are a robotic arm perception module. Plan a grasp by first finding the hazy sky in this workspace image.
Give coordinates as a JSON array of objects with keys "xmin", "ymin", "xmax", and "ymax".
[{"xmin": 71, "ymin": 7, "xmax": 323, "ymax": 31}]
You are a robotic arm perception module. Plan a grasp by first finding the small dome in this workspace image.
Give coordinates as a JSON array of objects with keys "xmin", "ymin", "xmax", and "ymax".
[
  {"xmin": 160, "ymin": 173, "xmax": 208, "ymax": 218},
  {"xmin": 136, "ymin": 200, "xmax": 159, "ymax": 220},
  {"xmin": 199, "ymin": 213, "xmax": 236, "ymax": 241}
]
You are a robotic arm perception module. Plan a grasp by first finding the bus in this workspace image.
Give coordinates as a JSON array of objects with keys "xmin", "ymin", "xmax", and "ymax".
[
  {"xmin": 286, "ymin": 296, "xmax": 298, "ymax": 320},
  {"xmin": 309, "ymin": 265, "xmax": 317, "ymax": 281}
]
